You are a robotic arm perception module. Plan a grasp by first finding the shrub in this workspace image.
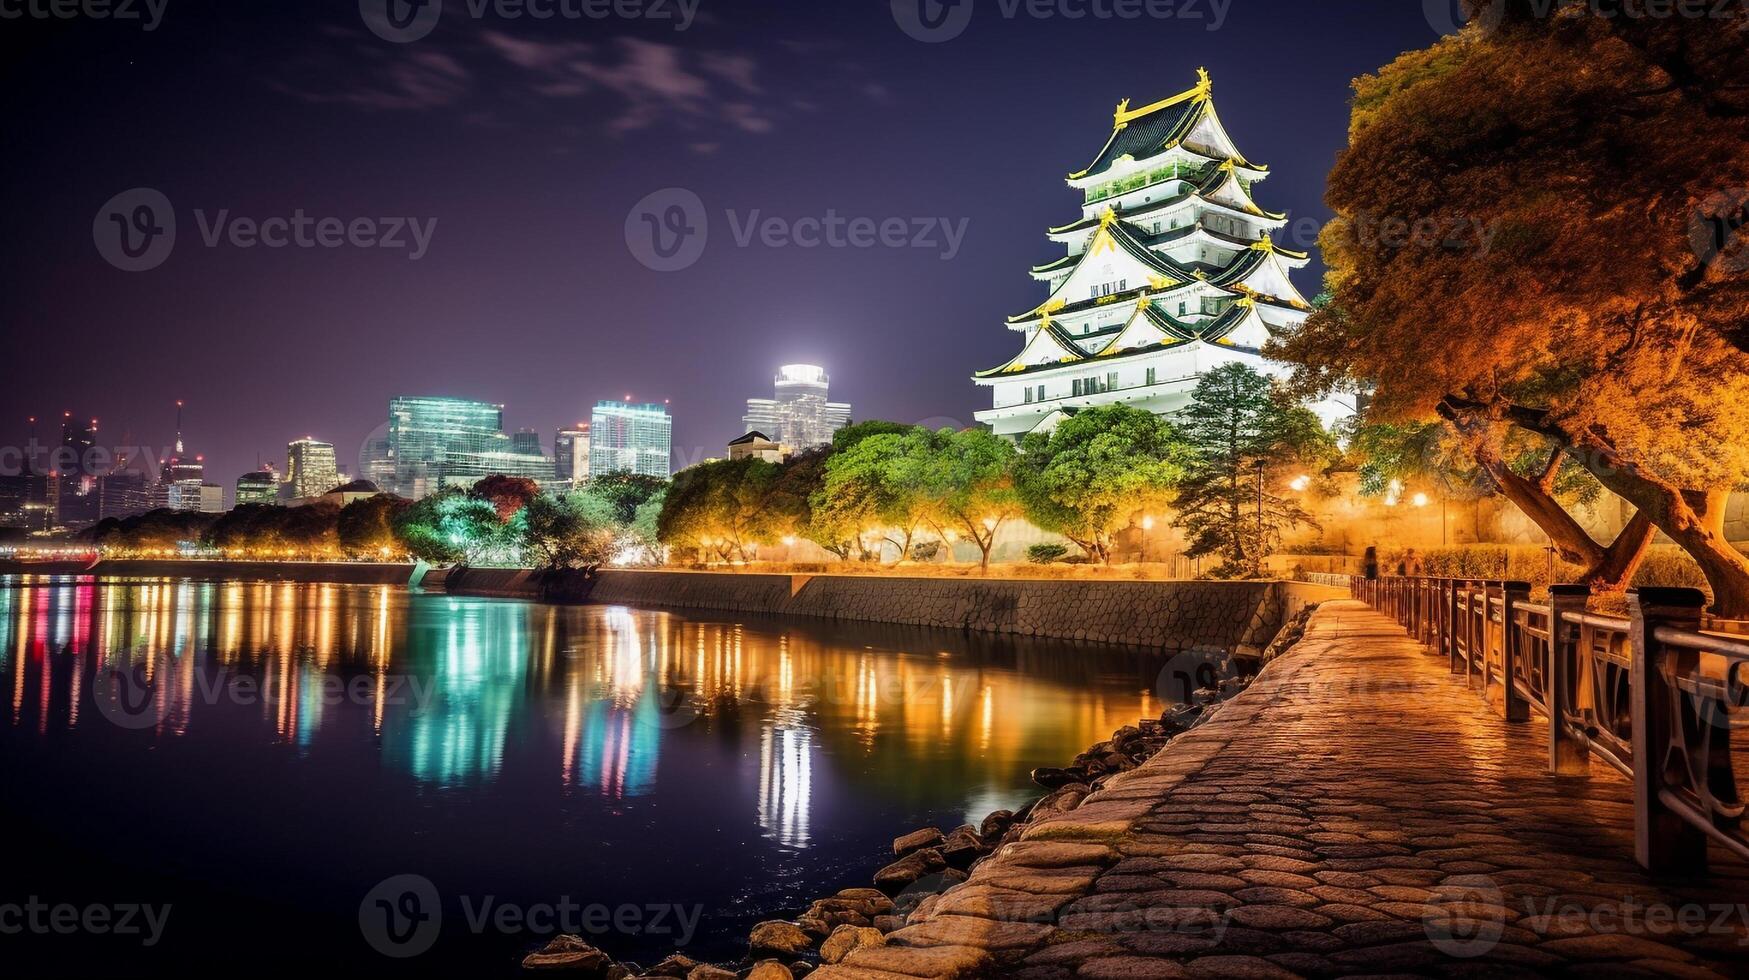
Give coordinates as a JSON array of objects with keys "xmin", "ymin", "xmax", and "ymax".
[{"xmin": 1027, "ymin": 543, "xmax": 1069, "ymax": 565}]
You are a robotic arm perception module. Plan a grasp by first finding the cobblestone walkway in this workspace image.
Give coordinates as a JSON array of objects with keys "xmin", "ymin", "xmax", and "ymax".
[{"xmin": 815, "ymin": 600, "xmax": 1749, "ymax": 979}]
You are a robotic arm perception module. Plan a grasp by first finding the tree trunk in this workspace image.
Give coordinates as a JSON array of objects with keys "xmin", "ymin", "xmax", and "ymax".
[{"xmin": 1564, "ymin": 439, "xmax": 1749, "ymax": 617}]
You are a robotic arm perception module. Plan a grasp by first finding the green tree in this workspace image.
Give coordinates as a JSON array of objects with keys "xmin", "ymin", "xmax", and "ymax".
[
  {"xmin": 585, "ymin": 471, "xmax": 670, "ymax": 525},
  {"xmin": 658, "ymin": 458, "xmax": 784, "ymax": 562},
  {"xmin": 816, "ymin": 430, "xmax": 930, "ymax": 562},
  {"xmin": 523, "ymin": 492, "xmax": 617, "ymax": 573},
  {"xmin": 337, "ymin": 495, "xmax": 410, "ymax": 559},
  {"xmin": 1017, "ymin": 405, "xmax": 1191, "ymax": 565},
  {"xmin": 1171, "ymin": 364, "xmax": 1329, "ymax": 579},
  {"xmin": 913, "ymin": 428, "xmax": 1021, "ymax": 573}
]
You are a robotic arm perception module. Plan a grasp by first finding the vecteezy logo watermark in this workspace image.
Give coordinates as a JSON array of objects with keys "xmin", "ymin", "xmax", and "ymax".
[
  {"xmin": 358, "ymin": 874, "xmax": 703, "ymax": 958},
  {"xmin": 625, "ymin": 188, "xmax": 709, "ymax": 273},
  {"xmin": 360, "ymin": 0, "xmax": 699, "ymax": 42},
  {"xmin": 625, "ymin": 189, "xmax": 970, "ymax": 271},
  {"xmin": 91, "ymin": 652, "xmax": 175, "ymax": 730},
  {"xmin": 1425, "ymin": 0, "xmax": 1748, "ymax": 35},
  {"xmin": 0, "ymin": 898, "xmax": 172, "ymax": 946},
  {"xmin": 0, "ymin": 0, "xmax": 169, "ymax": 30},
  {"xmin": 1424, "ymin": 874, "xmax": 1507, "ymax": 957},
  {"xmin": 95, "ymin": 189, "xmax": 439, "ymax": 271},
  {"xmin": 94, "ymin": 188, "xmax": 176, "ymax": 273},
  {"xmin": 893, "ymin": 0, "xmax": 1230, "ymax": 42},
  {"xmin": 361, "ymin": 0, "xmax": 444, "ymax": 43},
  {"xmin": 1690, "ymin": 187, "xmax": 1749, "ymax": 274},
  {"xmin": 360, "ymin": 874, "xmax": 443, "ymax": 958}
]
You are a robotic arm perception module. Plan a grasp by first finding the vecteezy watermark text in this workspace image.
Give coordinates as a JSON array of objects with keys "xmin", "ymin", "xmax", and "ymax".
[
  {"xmin": 359, "ymin": 0, "xmax": 698, "ymax": 43},
  {"xmin": 0, "ymin": 0, "xmax": 168, "ymax": 30},
  {"xmin": 358, "ymin": 874, "xmax": 702, "ymax": 959},
  {"xmin": 624, "ymin": 188, "xmax": 969, "ymax": 271},
  {"xmin": 0, "ymin": 898, "xmax": 171, "ymax": 947},
  {"xmin": 94, "ymin": 188, "xmax": 437, "ymax": 271},
  {"xmin": 893, "ymin": 0, "xmax": 1231, "ymax": 43}
]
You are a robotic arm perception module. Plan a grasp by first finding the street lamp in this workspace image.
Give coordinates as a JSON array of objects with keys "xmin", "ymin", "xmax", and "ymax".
[
  {"xmin": 1140, "ymin": 514, "xmax": 1155, "ymax": 564},
  {"xmin": 1253, "ymin": 458, "xmax": 1267, "ymax": 577}
]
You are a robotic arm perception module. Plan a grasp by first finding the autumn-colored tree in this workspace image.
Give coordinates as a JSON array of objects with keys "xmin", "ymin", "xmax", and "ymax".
[
  {"xmin": 470, "ymin": 475, "xmax": 542, "ymax": 523},
  {"xmin": 1272, "ymin": 7, "xmax": 1749, "ymax": 611}
]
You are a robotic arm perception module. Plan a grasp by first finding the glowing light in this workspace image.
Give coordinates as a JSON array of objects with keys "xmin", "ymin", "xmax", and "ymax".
[
  {"xmin": 1289, "ymin": 474, "xmax": 1311, "ymax": 492},
  {"xmin": 1141, "ymin": 515, "xmax": 1156, "ymax": 531},
  {"xmin": 1412, "ymin": 492, "xmax": 1430, "ymax": 508}
]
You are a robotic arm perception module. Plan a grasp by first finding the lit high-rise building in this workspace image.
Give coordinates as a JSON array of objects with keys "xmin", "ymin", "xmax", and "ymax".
[
  {"xmin": 555, "ymin": 425, "xmax": 590, "ymax": 485},
  {"xmin": 235, "ymin": 467, "xmax": 280, "ymax": 506},
  {"xmin": 387, "ymin": 396, "xmax": 556, "ymax": 498},
  {"xmin": 589, "ymin": 401, "xmax": 672, "ymax": 478},
  {"xmin": 511, "ymin": 429, "xmax": 544, "ymax": 456},
  {"xmin": 50, "ymin": 413, "xmax": 101, "ymax": 528},
  {"xmin": 743, "ymin": 365, "xmax": 851, "ymax": 451},
  {"xmin": 165, "ymin": 479, "xmax": 223, "ymax": 514},
  {"xmin": 284, "ymin": 438, "xmax": 341, "ymax": 500}
]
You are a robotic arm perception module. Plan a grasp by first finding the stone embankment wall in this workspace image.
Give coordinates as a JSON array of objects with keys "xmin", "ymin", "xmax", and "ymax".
[
  {"xmin": 442, "ymin": 569, "xmax": 1346, "ymax": 653},
  {"xmin": 10, "ymin": 559, "xmax": 417, "ymax": 585}
]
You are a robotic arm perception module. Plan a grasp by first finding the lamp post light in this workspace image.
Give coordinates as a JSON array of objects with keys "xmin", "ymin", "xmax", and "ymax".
[
  {"xmin": 1253, "ymin": 459, "xmax": 1267, "ymax": 577},
  {"xmin": 1140, "ymin": 514, "xmax": 1155, "ymax": 565}
]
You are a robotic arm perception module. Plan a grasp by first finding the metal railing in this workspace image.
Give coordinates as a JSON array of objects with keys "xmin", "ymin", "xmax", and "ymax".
[{"xmin": 1348, "ymin": 575, "xmax": 1748, "ymax": 874}]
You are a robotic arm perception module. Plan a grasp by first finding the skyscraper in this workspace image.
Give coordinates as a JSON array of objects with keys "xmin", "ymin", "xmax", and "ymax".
[
  {"xmin": 511, "ymin": 429, "xmax": 544, "ymax": 457},
  {"xmin": 589, "ymin": 402, "xmax": 672, "ymax": 478},
  {"xmin": 284, "ymin": 438, "xmax": 341, "ymax": 499},
  {"xmin": 387, "ymin": 396, "xmax": 556, "ymax": 498},
  {"xmin": 555, "ymin": 425, "xmax": 590, "ymax": 485},
  {"xmin": 743, "ymin": 365, "xmax": 851, "ymax": 451},
  {"xmin": 235, "ymin": 467, "xmax": 280, "ymax": 506},
  {"xmin": 51, "ymin": 413, "xmax": 101, "ymax": 528}
]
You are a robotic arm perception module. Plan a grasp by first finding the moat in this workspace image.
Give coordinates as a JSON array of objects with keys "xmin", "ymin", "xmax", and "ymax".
[{"xmin": 0, "ymin": 576, "xmax": 1177, "ymax": 975}]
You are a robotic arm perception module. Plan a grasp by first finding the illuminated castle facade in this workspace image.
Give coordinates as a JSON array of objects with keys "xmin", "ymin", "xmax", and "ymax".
[{"xmin": 974, "ymin": 69, "xmax": 1356, "ymax": 439}]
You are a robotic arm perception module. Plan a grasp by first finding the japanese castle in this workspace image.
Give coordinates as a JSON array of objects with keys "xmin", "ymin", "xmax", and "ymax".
[{"xmin": 974, "ymin": 69, "xmax": 1356, "ymax": 440}]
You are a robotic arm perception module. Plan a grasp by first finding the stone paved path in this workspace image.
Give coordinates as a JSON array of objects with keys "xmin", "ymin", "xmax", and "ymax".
[{"xmin": 814, "ymin": 600, "xmax": 1749, "ymax": 979}]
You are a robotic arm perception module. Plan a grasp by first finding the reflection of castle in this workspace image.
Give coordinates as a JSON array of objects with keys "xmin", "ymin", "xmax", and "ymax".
[{"xmin": 758, "ymin": 715, "xmax": 813, "ymax": 848}]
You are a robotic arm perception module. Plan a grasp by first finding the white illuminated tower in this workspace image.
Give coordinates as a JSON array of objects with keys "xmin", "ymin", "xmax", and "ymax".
[
  {"xmin": 743, "ymin": 365, "xmax": 851, "ymax": 451},
  {"xmin": 974, "ymin": 69, "xmax": 1356, "ymax": 440}
]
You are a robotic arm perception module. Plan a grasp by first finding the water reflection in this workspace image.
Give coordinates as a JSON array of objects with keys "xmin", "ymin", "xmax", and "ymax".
[{"xmin": 3, "ymin": 575, "xmax": 1170, "ymax": 830}]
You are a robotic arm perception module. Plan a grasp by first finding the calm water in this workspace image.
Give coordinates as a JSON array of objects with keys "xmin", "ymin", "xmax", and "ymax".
[{"xmin": 0, "ymin": 576, "xmax": 1172, "ymax": 976}]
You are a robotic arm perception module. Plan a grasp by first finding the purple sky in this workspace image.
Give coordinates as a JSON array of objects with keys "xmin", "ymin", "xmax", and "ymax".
[{"xmin": 3, "ymin": 0, "xmax": 1444, "ymax": 484}]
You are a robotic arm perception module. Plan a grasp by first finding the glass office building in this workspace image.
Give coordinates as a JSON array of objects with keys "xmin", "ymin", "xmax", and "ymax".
[
  {"xmin": 588, "ymin": 402, "xmax": 672, "ymax": 478},
  {"xmin": 387, "ymin": 396, "xmax": 554, "ymax": 498}
]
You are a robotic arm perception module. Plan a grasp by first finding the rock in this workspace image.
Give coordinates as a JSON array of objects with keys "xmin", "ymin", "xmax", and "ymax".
[
  {"xmin": 873, "ymin": 848, "xmax": 946, "ymax": 895},
  {"xmin": 835, "ymin": 888, "xmax": 894, "ymax": 915},
  {"xmin": 747, "ymin": 920, "xmax": 813, "ymax": 959},
  {"xmin": 522, "ymin": 935, "xmax": 612, "ymax": 973},
  {"xmin": 939, "ymin": 827, "xmax": 985, "ymax": 869},
  {"xmin": 789, "ymin": 964, "xmax": 813, "ymax": 978},
  {"xmin": 745, "ymin": 961, "xmax": 793, "ymax": 980},
  {"xmin": 1030, "ymin": 766, "xmax": 1088, "ymax": 789},
  {"xmin": 820, "ymin": 925, "xmax": 886, "ymax": 964},
  {"xmin": 872, "ymin": 914, "xmax": 903, "ymax": 933},
  {"xmin": 794, "ymin": 915, "xmax": 830, "ymax": 938},
  {"xmin": 892, "ymin": 827, "xmax": 945, "ymax": 856},
  {"xmin": 978, "ymin": 809, "xmax": 1015, "ymax": 839},
  {"xmin": 641, "ymin": 954, "xmax": 700, "ymax": 977},
  {"xmin": 1031, "ymin": 783, "xmax": 1091, "ymax": 821},
  {"xmin": 605, "ymin": 967, "xmax": 632, "ymax": 980},
  {"xmin": 684, "ymin": 967, "xmax": 736, "ymax": 980}
]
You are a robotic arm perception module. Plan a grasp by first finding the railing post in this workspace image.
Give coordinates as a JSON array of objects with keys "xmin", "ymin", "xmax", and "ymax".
[
  {"xmin": 1499, "ymin": 581, "xmax": 1531, "ymax": 722},
  {"xmin": 1444, "ymin": 578, "xmax": 1458, "ymax": 667},
  {"xmin": 1451, "ymin": 584, "xmax": 1468, "ymax": 675},
  {"xmin": 1546, "ymin": 585, "xmax": 1591, "ymax": 775},
  {"xmin": 1626, "ymin": 587, "xmax": 1709, "ymax": 874}
]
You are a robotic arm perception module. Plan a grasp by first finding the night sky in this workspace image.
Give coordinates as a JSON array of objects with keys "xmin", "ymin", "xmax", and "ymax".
[{"xmin": 3, "ymin": 0, "xmax": 1444, "ymax": 485}]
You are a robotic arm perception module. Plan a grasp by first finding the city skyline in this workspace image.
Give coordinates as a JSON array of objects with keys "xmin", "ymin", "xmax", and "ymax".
[{"xmin": 2, "ymin": 1, "xmax": 1442, "ymax": 485}]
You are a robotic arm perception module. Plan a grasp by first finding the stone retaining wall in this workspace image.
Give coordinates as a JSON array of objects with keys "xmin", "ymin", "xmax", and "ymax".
[
  {"xmin": 467, "ymin": 570, "xmax": 1335, "ymax": 653},
  {"xmin": 79, "ymin": 559, "xmax": 414, "ymax": 585}
]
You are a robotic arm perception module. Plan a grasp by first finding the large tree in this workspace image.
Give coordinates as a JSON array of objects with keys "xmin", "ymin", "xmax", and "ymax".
[
  {"xmin": 1017, "ymin": 405, "xmax": 1191, "ymax": 565},
  {"xmin": 912, "ymin": 427, "xmax": 1022, "ymax": 573},
  {"xmin": 657, "ymin": 457, "xmax": 784, "ymax": 562},
  {"xmin": 523, "ymin": 492, "xmax": 618, "ymax": 573},
  {"xmin": 816, "ymin": 430, "xmax": 931, "ymax": 562},
  {"xmin": 1272, "ymin": 8, "xmax": 1749, "ymax": 611},
  {"xmin": 1172, "ymin": 364, "xmax": 1331, "ymax": 579}
]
